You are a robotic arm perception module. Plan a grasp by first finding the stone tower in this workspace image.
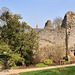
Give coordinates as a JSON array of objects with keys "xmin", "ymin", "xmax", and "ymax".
[
  {"xmin": 62, "ymin": 11, "xmax": 75, "ymax": 29},
  {"xmin": 62, "ymin": 11, "xmax": 75, "ymax": 61},
  {"xmin": 44, "ymin": 20, "xmax": 53, "ymax": 29}
]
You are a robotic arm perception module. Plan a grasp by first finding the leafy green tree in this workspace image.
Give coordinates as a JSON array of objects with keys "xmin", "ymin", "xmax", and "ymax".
[{"xmin": 0, "ymin": 11, "xmax": 38, "ymax": 66}]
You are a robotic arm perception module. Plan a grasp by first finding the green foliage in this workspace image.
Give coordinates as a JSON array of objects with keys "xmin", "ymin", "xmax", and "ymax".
[
  {"xmin": 63, "ymin": 57, "xmax": 68, "ymax": 61},
  {"xmin": 0, "ymin": 10, "xmax": 38, "ymax": 66},
  {"xmin": 0, "ymin": 45, "xmax": 24, "ymax": 66},
  {"xmin": 64, "ymin": 61, "xmax": 70, "ymax": 64},
  {"xmin": 44, "ymin": 59, "xmax": 53, "ymax": 65},
  {"xmin": 29, "ymin": 64, "xmax": 34, "ymax": 67},
  {"xmin": 25, "ymin": 60, "xmax": 30, "ymax": 66},
  {"xmin": 0, "ymin": 61, "xmax": 3, "ymax": 66},
  {"xmin": 0, "ymin": 54, "xmax": 11, "ymax": 61},
  {"xmin": 36, "ymin": 63, "xmax": 48, "ymax": 67},
  {"xmin": 0, "ymin": 11, "xmax": 10, "ymax": 21},
  {"xmin": 0, "ymin": 45, "xmax": 12, "ymax": 54},
  {"xmin": 12, "ymin": 66, "xmax": 20, "ymax": 69},
  {"xmin": 0, "ymin": 45, "xmax": 12, "ymax": 62},
  {"xmin": 8, "ymin": 54, "xmax": 24, "ymax": 65},
  {"xmin": 5, "ymin": 65, "xmax": 20, "ymax": 69},
  {"xmin": 5, "ymin": 66, "xmax": 12, "ymax": 69}
]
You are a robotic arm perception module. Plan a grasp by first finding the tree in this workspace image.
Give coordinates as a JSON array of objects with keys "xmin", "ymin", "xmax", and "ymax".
[
  {"xmin": 0, "ymin": 7, "xmax": 11, "ymax": 26},
  {"xmin": 0, "ymin": 11, "xmax": 38, "ymax": 66},
  {"xmin": 53, "ymin": 17, "xmax": 62, "ymax": 31}
]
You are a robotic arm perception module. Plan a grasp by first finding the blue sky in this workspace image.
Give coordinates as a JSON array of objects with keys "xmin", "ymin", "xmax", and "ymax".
[{"xmin": 0, "ymin": 0, "xmax": 75, "ymax": 28}]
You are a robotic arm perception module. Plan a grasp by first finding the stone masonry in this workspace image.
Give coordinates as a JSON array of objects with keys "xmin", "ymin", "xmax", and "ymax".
[
  {"xmin": 62, "ymin": 11, "xmax": 75, "ymax": 61},
  {"xmin": 33, "ymin": 11, "xmax": 75, "ymax": 62}
]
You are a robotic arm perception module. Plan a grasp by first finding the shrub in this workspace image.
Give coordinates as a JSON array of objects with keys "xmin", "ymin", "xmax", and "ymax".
[
  {"xmin": 44, "ymin": 59, "xmax": 53, "ymax": 65},
  {"xmin": 25, "ymin": 60, "xmax": 30, "ymax": 66},
  {"xmin": 5, "ymin": 66, "xmax": 12, "ymax": 69},
  {"xmin": 63, "ymin": 57, "xmax": 68, "ymax": 61},
  {"xmin": 36, "ymin": 63, "xmax": 48, "ymax": 67},
  {"xmin": 0, "ymin": 61, "xmax": 3, "ymax": 66},
  {"xmin": 64, "ymin": 61, "xmax": 70, "ymax": 64}
]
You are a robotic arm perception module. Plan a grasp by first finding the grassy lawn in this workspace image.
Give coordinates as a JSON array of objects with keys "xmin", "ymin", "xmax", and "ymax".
[
  {"xmin": 5, "ymin": 66, "xmax": 20, "ymax": 69},
  {"xmin": 20, "ymin": 66, "xmax": 75, "ymax": 75}
]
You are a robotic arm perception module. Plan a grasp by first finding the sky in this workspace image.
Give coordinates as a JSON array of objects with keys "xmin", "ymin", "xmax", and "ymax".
[{"xmin": 0, "ymin": 0, "xmax": 75, "ymax": 28}]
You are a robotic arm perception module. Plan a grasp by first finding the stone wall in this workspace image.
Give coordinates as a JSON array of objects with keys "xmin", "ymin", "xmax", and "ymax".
[
  {"xmin": 62, "ymin": 11, "xmax": 75, "ymax": 51},
  {"xmin": 36, "ymin": 27, "xmax": 66, "ymax": 62},
  {"xmin": 33, "ymin": 11, "xmax": 75, "ymax": 62},
  {"xmin": 61, "ymin": 11, "xmax": 75, "ymax": 61}
]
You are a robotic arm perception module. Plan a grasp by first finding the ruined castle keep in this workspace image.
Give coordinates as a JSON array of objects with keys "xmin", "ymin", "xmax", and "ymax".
[
  {"xmin": 33, "ymin": 11, "xmax": 75, "ymax": 62},
  {"xmin": 62, "ymin": 11, "xmax": 75, "ymax": 61},
  {"xmin": 62, "ymin": 11, "xmax": 75, "ymax": 50}
]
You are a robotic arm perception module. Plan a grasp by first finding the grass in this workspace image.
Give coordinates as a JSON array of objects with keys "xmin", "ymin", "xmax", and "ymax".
[
  {"xmin": 5, "ymin": 66, "xmax": 20, "ymax": 69},
  {"xmin": 36, "ymin": 63, "xmax": 48, "ymax": 67},
  {"xmin": 12, "ymin": 66, "xmax": 20, "ymax": 69},
  {"xmin": 20, "ymin": 66, "xmax": 75, "ymax": 75}
]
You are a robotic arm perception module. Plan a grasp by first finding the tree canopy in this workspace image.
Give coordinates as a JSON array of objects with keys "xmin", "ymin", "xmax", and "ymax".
[{"xmin": 0, "ymin": 10, "xmax": 38, "ymax": 66}]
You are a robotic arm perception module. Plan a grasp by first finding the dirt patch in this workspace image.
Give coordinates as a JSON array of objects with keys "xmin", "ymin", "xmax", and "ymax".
[
  {"xmin": 70, "ymin": 61, "xmax": 75, "ymax": 64},
  {"xmin": 52, "ymin": 62, "xmax": 60, "ymax": 66},
  {"xmin": 59, "ymin": 70, "xmax": 66, "ymax": 72}
]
